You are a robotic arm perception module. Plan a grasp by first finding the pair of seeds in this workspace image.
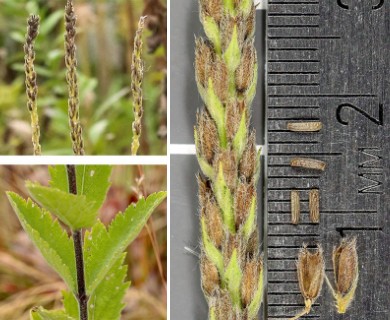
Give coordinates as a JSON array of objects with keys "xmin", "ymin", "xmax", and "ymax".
[
  {"xmin": 291, "ymin": 238, "xmax": 359, "ymax": 319},
  {"xmin": 291, "ymin": 189, "xmax": 319, "ymax": 224}
]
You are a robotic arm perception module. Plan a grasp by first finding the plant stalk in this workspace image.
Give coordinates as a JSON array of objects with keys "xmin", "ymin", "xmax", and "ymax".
[{"xmin": 67, "ymin": 165, "xmax": 88, "ymax": 320}]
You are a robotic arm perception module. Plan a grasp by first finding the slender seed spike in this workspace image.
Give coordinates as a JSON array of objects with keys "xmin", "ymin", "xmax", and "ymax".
[
  {"xmin": 131, "ymin": 16, "xmax": 147, "ymax": 155},
  {"xmin": 24, "ymin": 15, "xmax": 41, "ymax": 155},
  {"xmin": 195, "ymin": 1, "xmax": 262, "ymax": 318},
  {"xmin": 65, "ymin": 0, "xmax": 85, "ymax": 155},
  {"xmin": 309, "ymin": 189, "xmax": 320, "ymax": 223}
]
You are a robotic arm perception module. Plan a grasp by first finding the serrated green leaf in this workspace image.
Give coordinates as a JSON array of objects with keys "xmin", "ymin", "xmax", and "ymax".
[
  {"xmin": 233, "ymin": 110, "xmax": 247, "ymax": 159},
  {"xmin": 201, "ymin": 217, "xmax": 224, "ymax": 277},
  {"xmin": 248, "ymin": 267, "xmax": 264, "ymax": 319},
  {"xmin": 88, "ymin": 253, "xmax": 129, "ymax": 320},
  {"xmin": 26, "ymin": 182, "xmax": 98, "ymax": 230},
  {"xmin": 63, "ymin": 291, "xmax": 79, "ymax": 319},
  {"xmin": 223, "ymin": 26, "xmax": 241, "ymax": 72},
  {"xmin": 224, "ymin": 249, "xmax": 242, "ymax": 308},
  {"xmin": 84, "ymin": 191, "xmax": 167, "ymax": 295},
  {"xmin": 207, "ymin": 79, "xmax": 227, "ymax": 147},
  {"xmin": 7, "ymin": 192, "xmax": 76, "ymax": 292},
  {"xmin": 49, "ymin": 165, "xmax": 112, "ymax": 213},
  {"xmin": 30, "ymin": 307, "xmax": 75, "ymax": 320},
  {"xmin": 214, "ymin": 163, "xmax": 234, "ymax": 233},
  {"xmin": 203, "ymin": 16, "xmax": 221, "ymax": 54}
]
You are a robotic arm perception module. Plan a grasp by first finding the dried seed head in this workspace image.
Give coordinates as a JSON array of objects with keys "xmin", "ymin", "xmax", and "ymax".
[
  {"xmin": 211, "ymin": 58, "xmax": 229, "ymax": 103},
  {"xmin": 241, "ymin": 259, "xmax": 262, "ymax": 307},
  {"xmin": 220, "ymin": 15, "xmax": 236, "ymax": 52},
  {"xmin": 201, "ymin": 254, "xmax": 220, "ymax": 297},
  {"xmin": 234, "ymin": 181, "xmax": 255, "ymax": 228},
  {"xmin": 309, "ymin": 189, "xmax": 320, "ymax": 223},
  {"xmin": 214, "ymin": 150, "xmax": 237, "ymax": 191},
  {"xmin": 297, "ymin": 244, "xmax": 325, "ymax": 304},
  {"xmin": 239, "ymin": 131, "xmax": 257, "ymax": 181},
  {"xmin": 199, "ymin": 0, "xmax": 223, "ymax": 24},
  {"xmin": 235, "ymin": 42, "xmax": 256, "ymax": 95},
  {"xmin": 332, "ymin": 237, "xmax": 359, "ymax": 313},
  {"xmin": 291, "ymin": 190, "xmax": 301, "ymax": 225},
  {"xmin": 196, "ymin": 110, "xmax": 219, "ymax": 164},
  {"xmin": 226, "ymin": 102, "xmax": 242, "ymax": 142}
]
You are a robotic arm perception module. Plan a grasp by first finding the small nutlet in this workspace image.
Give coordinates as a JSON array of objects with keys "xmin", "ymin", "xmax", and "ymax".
[
  {"xmin": 291, "ymin": 190, "xmax": 300, "ymax": 225},
  {"xmin": 331, "ymin": 237, "xmax": 359, "ymax": 314},
  {"xmin": 309, "ymin": 189, "xmax": 320, "ymax": 224}
]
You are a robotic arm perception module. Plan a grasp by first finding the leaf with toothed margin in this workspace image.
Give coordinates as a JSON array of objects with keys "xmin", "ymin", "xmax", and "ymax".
[
  {"xmin": 84, "ymin": 191, "xmax": 167, "ymax": 295},
  {"xmin": 201, "ymin": 217, "xmax": 224, "ymax": 277},
  {"xmin": 248, "ymin": 267, "xmax": 264, "ymax": 319},
  {"xmin": 62, "ymin": 291, "xmax": 78, "ymax": 319},
  {"xmin": 7, "ymin": 192, "xmax": 77, "ymax": 293},
  {"xmin": 224, "ymin": 249, "xmax": 243, "ymax": 308},
  {"xmin": 223, "ymin": 26, "xmax": 241, "ymax": 72},
  {"xmin": 88, "ymin": 253, "xmax": 129, "ymax": 320},
  {"xmin": 49, "ymin": 165, "xmax": 112, "ymax": 213},
  {"xmin": 202, "ymin": 16, "xmax": 221, "ymax": 54},
  {"xmin": 26, "ymin": 182, "xmax": 98, "ymax": 230},
  {"xmin": 30, "ymin": 307, "xmax": 75, "ymax": 320}
]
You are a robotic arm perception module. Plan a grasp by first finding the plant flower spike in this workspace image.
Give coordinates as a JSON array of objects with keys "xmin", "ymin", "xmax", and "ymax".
[
  {"xmin": 290, "ymin": 245, "xmax": 325, "ymax": 320},
  {"xmin": 24, "ymin": 15, "xmax": 41, "ymax": 155},
  {"xmin": 195, "ymin": 0, "xmax": 263, "ymax": 319},
  {"xmin": 325, "ymin": 237, "xmax": 359, "ymax": 314}
]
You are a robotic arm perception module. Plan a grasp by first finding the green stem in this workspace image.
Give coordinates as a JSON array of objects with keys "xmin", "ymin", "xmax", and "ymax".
[{"xmin": 67, "ymin": 165, "xmax": 88, "ymax": 320}]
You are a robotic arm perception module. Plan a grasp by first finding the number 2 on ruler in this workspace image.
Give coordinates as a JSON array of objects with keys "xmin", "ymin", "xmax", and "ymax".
[{"xmin": 336, "ymin": 103, "xmax": 384, "ymax": 126}]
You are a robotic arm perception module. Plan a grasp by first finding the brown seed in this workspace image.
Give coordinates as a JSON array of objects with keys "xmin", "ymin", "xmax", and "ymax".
[
  {"xmin": 309, "ymin": 189, "xmax": 320, "ymax": 223},
  {"xmin": 297, "ymin": 244, "xmax": 325, "ymax": 304},
  {"xmin": 287, "ymin": 122, "xmax": 323, "ymax": 132},
  {"xmin": 333, "ymin": 238, "xmax": 358, "ymax": 294},
  {"xmin": 291, "ymin": 191, "xmax": 300, "ymax": 225},
  {"xmin": 291, "ymin": 158, "xmax": 326, "ymax": 171}
]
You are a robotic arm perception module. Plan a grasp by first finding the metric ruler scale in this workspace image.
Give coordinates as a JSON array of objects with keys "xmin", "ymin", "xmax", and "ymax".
[{"xmin": 266, "ymin": 1, "xmax": 389, "ymax": 319}]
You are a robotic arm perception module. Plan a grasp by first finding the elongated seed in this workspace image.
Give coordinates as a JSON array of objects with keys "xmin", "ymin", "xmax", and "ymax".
[
  {"xmin": 291, "ymin": 190, "xmax": 300, "ymax": 225},
  {"xmin": 309, "ymin": 189, "xmax": 320, "ymax": 223},
  {"xmin": 291, "ymin": 158, "xmax": 326, "ymax": 171},
  {"xmin": 287, "ymin": 122, "xmax": 322, "ymax": 132}
]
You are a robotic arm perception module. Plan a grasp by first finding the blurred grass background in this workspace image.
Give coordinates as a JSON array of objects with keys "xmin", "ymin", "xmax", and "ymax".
[
  {"xmin": 0, "ymin": 165, "xmax": 167, "ymax": 319},
  {"xmin": 0, "ymin": 0, "xmax": 167, "ymax": 155}
]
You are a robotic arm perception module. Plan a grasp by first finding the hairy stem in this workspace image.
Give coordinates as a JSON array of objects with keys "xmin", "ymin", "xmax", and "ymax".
[{"xmin": 67, "ymin": 165, "xmax": 88, "ymax": 320}]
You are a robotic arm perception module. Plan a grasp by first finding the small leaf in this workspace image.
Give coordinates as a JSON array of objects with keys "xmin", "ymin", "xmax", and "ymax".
[
  {"xmin": 201, "ymin": 217, "xmax": 224, "ymax": 277},
  {"xmin": 63, "ymin": 291, "xmax": 79, "ymax": 319},
  {"xmin": 224, "ymin": 249, "xmax": 243, "ymax": 308},
  {"xmin": 223, "ymin": 26, "xmax": 241, "ymax": 72},
  {"xmin": 84, "ymin": 192, "xmax": 167, "ymax": 295},
  {"xmin": 88, "ymin": 253, "xmax": 129, "ymax": 319},
  {"xmin": 207, "ymin": 79, "xmax": 227, "ymax": 147},
  {"xmin": 7, "ymin": 193, "xmax": 76, "ymax": 292},
  {"xmin": 203, "ymin": 16, "xmax": 221, "ymax": 54},
  {"xmin": 248, "ymin": 267, "xmax": 264, "ymax": 319},
  {"xmin": 243, "ymin": 197, "xmax": 257, "ymax": 240},
  {"xmin": 233, "ymin": 110, "xmax": 247, "ymax": 159},
  {"xmin": 214, "ymin": 163, "xmax": 234, "ymax": 233},
  {"xmin": 30, "ymin": 307, "xmax": 75, "ymax": 320},
  {"xmin": 49, "ymin": 165, "xmax": 112, "ymax": 213},
  {"xmin": 26, "ymin": 182, "xmax": 98, "ymax": 230},
  {"xmin": 40, "ymin": 10, "xmax": 64, "ymax": 35}
]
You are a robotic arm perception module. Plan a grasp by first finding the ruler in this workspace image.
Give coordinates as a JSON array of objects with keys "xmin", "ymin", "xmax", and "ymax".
[{"xmin": 266, "ymin": 0, "xmax": 389, "ymax": 319}]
